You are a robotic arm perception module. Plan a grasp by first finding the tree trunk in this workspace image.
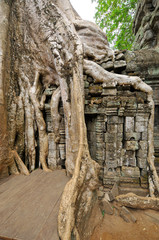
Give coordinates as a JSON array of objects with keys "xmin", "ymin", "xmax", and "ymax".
[{"xmin": 0, "ymin": 0, "xmax": 159, "ymax": 239}]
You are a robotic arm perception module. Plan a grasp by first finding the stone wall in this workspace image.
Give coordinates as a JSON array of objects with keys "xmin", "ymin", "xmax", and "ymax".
[
  {"xmin": 84, "ymin": 70, "xmax": 150, "ymax": 196},
  {"xmin": 128, "ymin": 0, "xmax": 159, "ymax": 164},
  {"xmin": 133, "ymin": 0, "xmax": 159, "ymax": 50},
  {"xmin": 43, "ymin": 53, "xmax": 152, "ymax": 196},
  {"xmin": 96, "ymin": 47, "xmax": 159, "ymax": 167}
]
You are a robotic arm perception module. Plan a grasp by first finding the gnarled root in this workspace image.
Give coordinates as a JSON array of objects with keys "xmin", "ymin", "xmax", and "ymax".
[
  {"xmin": 116, "ymin": 193, "xmax": 159, "ymax": 210},
  {"xmin": 9, "ymin": 149, "xmax": 30, "ymax": 175},
  {"xmin": 21, "ymin": 70, "xmax": 51, "ymax": 172},
  {"xmin": 50, "ymin": 87, "xmax": 61, "ymax": 143},
  {"xmin": 58, "ymin": 66, "xmax": 100, "ymax": 240},
  {"xmin": 11, "ymin": 150, "xmax": 30, "ymax": 175}
]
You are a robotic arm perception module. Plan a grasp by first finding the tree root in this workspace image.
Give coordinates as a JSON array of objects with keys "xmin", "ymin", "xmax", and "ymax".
[
  {"xmin": 19, "ymin": 79, "xmax": 36, "ymax": 172},
  {"xmin": 11, "ymin": 150, "xmax": 30, "ymax": 175},
  {"xmin": 116, "ymin": 193, "xmax": 159, "ymax": 210},
  {"xmin": 58, "ymin": 63, "xmax": 100, "ymax": 240},
  {"xmin": 50, "ymin": 87, "xmax": 61, "ymax": 143},
  {"xmin": 9, "ymin": 149, "xmax": 30, "ymax": 176},
  {"xmin": 20, "ymin": 71, "xmax": 52, "ymax": 172}
]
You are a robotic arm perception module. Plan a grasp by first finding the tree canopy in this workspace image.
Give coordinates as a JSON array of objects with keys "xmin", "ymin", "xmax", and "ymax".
[{"xmin": 92, "ymin": 0, "xmax": 138, "ymax": 50}]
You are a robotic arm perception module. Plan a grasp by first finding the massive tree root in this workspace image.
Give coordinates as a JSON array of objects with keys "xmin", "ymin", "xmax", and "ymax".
[
  {"xmin": 116, "ymin": 193, "xmax": 159, "ymax": 210},
  {"xmin": 0, "ymin": 0, "xmax": 159, "ymax": 239}
]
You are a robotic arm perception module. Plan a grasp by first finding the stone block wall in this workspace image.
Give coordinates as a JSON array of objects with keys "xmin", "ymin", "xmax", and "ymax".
[
  {"xmin": 131, "ymin": 0, "xmax": 159, "ymax": 170},
  {"xmin": 44, "ymin": 87, "xmax": 66, "ymax": 170},
  {"xmin": 133, "ymin": 0, "xmax": 159, "ymax": 50},
  {"xmin": 97, "ymin": 48, "xmax": 159, "ymax": 170},
  {"xmin": 43, "ymin": 58, "xmax": 151, "ymax": 194},
  {"xmin": 84, "ymin": 73, "xmax": 151, "ymax": 193}
]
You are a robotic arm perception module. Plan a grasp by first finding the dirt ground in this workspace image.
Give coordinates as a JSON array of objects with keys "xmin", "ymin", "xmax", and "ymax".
[{"xmin": 90, "ymin": 208, "xmax": 159, "ymax": 240}]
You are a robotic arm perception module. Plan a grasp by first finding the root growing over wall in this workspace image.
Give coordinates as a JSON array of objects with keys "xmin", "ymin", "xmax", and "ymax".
[{"xmin": 0, "ymin": 0, "xmax": 159, "ymax": 239}]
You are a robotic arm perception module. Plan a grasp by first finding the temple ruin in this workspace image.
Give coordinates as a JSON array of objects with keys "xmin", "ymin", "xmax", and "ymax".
[{"xmin": 0, "ymin": 0, "xmax": 159, "ymax": 239}]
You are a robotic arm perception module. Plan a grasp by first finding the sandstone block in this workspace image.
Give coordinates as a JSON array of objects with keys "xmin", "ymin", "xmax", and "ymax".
[
  {"xmin": 106, "ymin": 143, "xmax": 116, "ymax": 152},
  {"xmin": 89, "ymin": 85, "xmax": 102, "ymax": 96},
  {"xmin": 100, "ymin": 200, "xmax": 114, "ymax": 215},
  {"xmin": 104, "ymin": 192, "xmax": 111, "ymax": 202},
  {"xmin": 108, "ymin": 116, "xmax": 118, "ymax": 124},
  {"xmin": 136, "ymin": 114, "xmax": 149, "ymax": 122},
  {"xmin": 136, "ymin": 92, "xmax": 147, "ymax": 102},
  {"xmin": 102, "ymin": 82, "xmax": 116, "ymax": 88},
  {"xmin": 107, "ymin": 124, "xmax": 118, "ymax": 133},
  {"xmin": 115, "ymin": 52, "xmax": 125, "ymax": 60},
  {"xmin": 125, "ymin": 117, "xmax": 134, "ymax": 132},
  {"xmin": 137, "ymin": 157, "xmax": 147, "ymax": 169},
  {"xmin": 137, "ymin": 141, "xmax": 148, "ymax": 158},
  {"xmin": 102, "ymin": 88, "xmax": 117, "ymax": 96},
  {"xmin": 121, "ymin": 166, "xmax": 140, "ymax": 178},
  {"xmin": 107, "ymin": 101, "xmax": 120, "ymax": 107},
  {"xmin": 101, "ymin": 61, "xmax": 114, "ymax": 70},
  {"xmin": 125, "ymin": 141, "xmax": 139, "ymax": 151},
  {"xmin": 111, "ymin": 183, "xmax": 119, "ymax": 198},
  {"xmin": 105, "ymin": 160, "xmax": 118, "ymax": 170},
  {"xmin": 124, "ymin": 132, "xmax": 141, "ymax": 141},
  {"xmin": 114, "ymin": 60, "xmax": 126, "ymax": 69},
  {"xmin": 106, "ymin": 151, "xmax": 116, "ymax": 160},
  {"xmin": 105, "ymin": 133, "xmax": 117, "ymax": 143},
  {"xmin": 96, "ymin": 132, "xmax": 104, "ymax": 142},
  {"xmin": 124, "ymin": 151, "xmax": 136, "ymax": 167},
  {"xmin": 135, "ymin": 121, "xmax": 147, "ymax": 132},
  {"xmin": 105, "ymin": 108, "xmax": 118, "ymax": 115},
  {"xmin": 97, "ymin": 190, "xmax": 104, "ymax": 199},
  {"xmin": 118, "ymin": 124, "xmax": 123, "ymax": 133},
  {"xmin": 118, "ymin": 107, "xmax": 125, "ymax": 116},
  {"xmin": 59, "ymin": 144, "xmax": 65, "ymax": 160},
  {"xmin": 120, "ymin": 206, "xmax": 137, "ymax": 223}
]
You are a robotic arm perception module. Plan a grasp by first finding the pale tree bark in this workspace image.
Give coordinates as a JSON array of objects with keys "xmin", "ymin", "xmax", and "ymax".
[{"xmin": 0, "ymin": 0, "xmax": 159, "ymax": 240}]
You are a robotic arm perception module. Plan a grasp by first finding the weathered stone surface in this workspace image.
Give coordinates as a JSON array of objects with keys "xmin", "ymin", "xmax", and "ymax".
[
  {"xmin": 135, "ymin": 121, "xmax": 147, "ymax": 132},
  {"xmin": 123, "ymin": 151, "xmax": 136, "ymax": 167},
  {"xmin": 100, "ymin": 200, "xmax": 114, "ymax": 215},
  {"xmin": 89, "ymin": 85, "xmax": 102, "ymax": 96},
  {"xmin": 116, "ymin": 52, "xmax": 125, "ymax": 60},
  {"xmin": 104, "ymin": 192, "xmax": 111, "ymax": 202},
  {"xmin": 106, "ymin": 143, "xmax": 116, "ymax": 152},
  {"xmin": 107, "ymin": 116, "xmax": 118, "ymax": 124},
  {"xmin": 111, "ymin": 183, "xmax": 119, "ymax": 199},
  {"xmin": 84, "ymin": 60, "xmax": 151, "ymax": 193},
  {"xmin": 105, "ymin": 133, "xmax": 117, "ymax": 143},
  {"xmin": 121, "ymin": 166, "xmax": 140, "ymax": 178},
  {"xmin": 125, "ymin": 132, "xmax": 141, "ymax": 141},
  {"xmin": 114, "ymin": 60, "xmax": 126, "ymax": 69},
  {"xmin": 97, "ymin": 190, "xmax": 105, "ymax": 199},
  {"xmin": 137, "ymin": 157, "xmax": 147, "ymax": 169},
  {"xmin": 101, "ymin": 61, "xmax": 114, "ymax": 70},
  {"xmin": 120, "ymin": 206, "xmax": 137, "ymax": 223},
  {"xmin": 102, "ymin": 88, "xmax": 117, "ymax": 96},
  {"xmin": 125, "ymin": 117, "xmax": 134, "ymax": 132},
  {"xmin": 137, "ymin": 141, "xmax": 148, "ymax": 159},
  {"xmin": 136, "ymin": 114, "xmax": 149, "ymax": 122},
  {"xmin": 107, "ymin": 124, "xmax": 118, "ymax": 133},
  {"xmin": 125, "ymin": 141, "xmax": 139, "ymax": 151}
]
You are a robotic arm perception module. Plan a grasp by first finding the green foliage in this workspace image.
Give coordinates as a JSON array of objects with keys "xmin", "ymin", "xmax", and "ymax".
[
  {"xmin": 92, "ymin": 0, "xmax": 138, "ymax": 50},
  {"xmin": 101, "ymin": 210, "xmax": 105, "ymax": 217}
]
